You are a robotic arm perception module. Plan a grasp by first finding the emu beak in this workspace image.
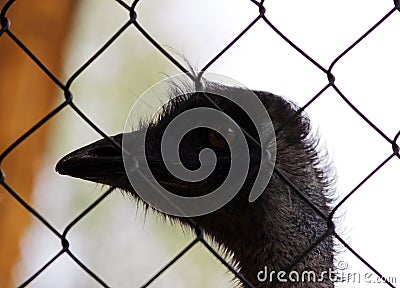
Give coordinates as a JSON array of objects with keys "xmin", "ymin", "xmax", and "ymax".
[{"xmin": 55, "ymin": 134, "xmax": 126, "ymax": 184}]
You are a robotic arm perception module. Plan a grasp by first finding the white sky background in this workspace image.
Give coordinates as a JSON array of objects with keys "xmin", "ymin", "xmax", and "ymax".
[{"xmin": 15, "ymin": 0, "xmax": 399, "ymax": 287}]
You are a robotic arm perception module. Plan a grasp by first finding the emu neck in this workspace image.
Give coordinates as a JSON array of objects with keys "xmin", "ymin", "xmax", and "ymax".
[{"xmin": 197, "ymin": 182, "xmax": 334, "ymax": 288}]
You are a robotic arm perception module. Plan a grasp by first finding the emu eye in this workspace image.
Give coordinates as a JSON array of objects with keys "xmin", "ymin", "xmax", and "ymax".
[{"xmin": 208, "ymin": 127, "xmax": 236, "ymax": 149}]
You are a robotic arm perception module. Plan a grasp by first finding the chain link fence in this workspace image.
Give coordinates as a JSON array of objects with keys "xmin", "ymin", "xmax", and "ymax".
[{"xmin": 1, "ymin": 0, "xmax": 399, "ymax": 287}]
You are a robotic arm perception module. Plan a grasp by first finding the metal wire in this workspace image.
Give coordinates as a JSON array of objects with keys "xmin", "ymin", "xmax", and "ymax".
[{"xmin": 0, "ymin": 0, "xmax": 398, "ymax": 287}]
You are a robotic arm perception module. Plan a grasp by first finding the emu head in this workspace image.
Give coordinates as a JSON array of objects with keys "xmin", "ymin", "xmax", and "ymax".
[
  {"xmin": 56, "ymin": 81, "xmax": 334, "ymax": 287},
  {"xmin": 56, "ymin": 84, "xmax": 278, "ymax": 227}
]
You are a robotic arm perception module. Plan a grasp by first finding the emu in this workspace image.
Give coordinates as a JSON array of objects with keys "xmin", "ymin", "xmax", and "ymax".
[{"xmin": 56, "ymin": 80, "xmax": 335, "ymax": 287}]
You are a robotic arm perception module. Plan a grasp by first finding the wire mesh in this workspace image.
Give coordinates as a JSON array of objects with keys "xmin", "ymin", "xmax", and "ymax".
[{"xmin": 1, "ymin": 0, "xmax": 399, "ymax": 287}]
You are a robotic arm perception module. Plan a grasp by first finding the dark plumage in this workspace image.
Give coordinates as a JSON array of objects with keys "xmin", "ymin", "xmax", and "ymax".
[{"xmin": 56, "ymin": 81, "xmax": 335, "ymax": 287}]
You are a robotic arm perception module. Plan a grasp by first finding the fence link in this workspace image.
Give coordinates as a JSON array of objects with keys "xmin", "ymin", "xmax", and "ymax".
[{"xmin": 1, "ymin": 0, "xmax": 399, "ymax": 287}]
